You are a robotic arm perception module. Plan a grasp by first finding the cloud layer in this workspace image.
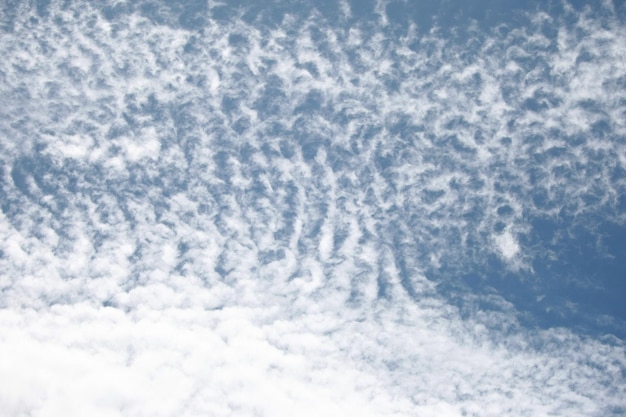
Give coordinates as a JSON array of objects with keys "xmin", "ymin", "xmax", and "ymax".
[{"xmin": 1, "ymin": 0, "xmax": 625, "ymax": 415}]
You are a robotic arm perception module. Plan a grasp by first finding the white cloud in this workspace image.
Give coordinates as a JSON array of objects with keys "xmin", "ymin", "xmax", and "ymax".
[
  {"xmin": 0, "ymin": 0, "xmax": 625, "ymax": 416},
  {"xmin": 495, "ymin": 229, "xmax": 520, "ymax": 260}
]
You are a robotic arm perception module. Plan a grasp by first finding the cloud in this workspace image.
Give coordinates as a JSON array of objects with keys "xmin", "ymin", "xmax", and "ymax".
[
  {"xmin": 0, "ymin": 0, "xmax": 625, "ymax": 416},
  {"xmin": 494, "ymin": 229, "xmax": 520, "ymax": 260}
]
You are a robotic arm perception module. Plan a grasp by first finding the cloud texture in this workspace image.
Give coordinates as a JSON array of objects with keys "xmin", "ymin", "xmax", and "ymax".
[{"xmin": 1, "ymin": 0, "xmax": 625, "ymax": 415}]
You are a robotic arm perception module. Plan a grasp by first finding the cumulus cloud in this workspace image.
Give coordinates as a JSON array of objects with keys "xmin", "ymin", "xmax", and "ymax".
[
  {"xmin": 0, "ymin": 0, "xmax": 625, "ymax": 416},
  {"xmin": 495, "ymin": 229, "xmax": 520, "ymax": 261}
]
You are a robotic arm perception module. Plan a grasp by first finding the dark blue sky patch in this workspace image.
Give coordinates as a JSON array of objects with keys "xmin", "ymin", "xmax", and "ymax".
[{"xmin": 432, "ymin": 214, "xmax": 626, "ymax": 339}]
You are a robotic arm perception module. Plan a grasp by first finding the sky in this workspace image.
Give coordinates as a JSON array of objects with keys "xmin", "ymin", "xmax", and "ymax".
[{"xmin": 1, "ymin": 0, "xmax": 626, "ymax": 416}]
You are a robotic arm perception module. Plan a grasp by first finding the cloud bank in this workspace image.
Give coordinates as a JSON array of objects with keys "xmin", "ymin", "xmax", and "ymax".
[{"xmin": 1, "ymin": 0, "xmax": 625, "ymax": 415}]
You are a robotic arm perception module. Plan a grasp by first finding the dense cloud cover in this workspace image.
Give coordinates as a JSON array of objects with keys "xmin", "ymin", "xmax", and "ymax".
[{"xmin": 1, "ymin": 0, "xmax": 625, "ymax": 416}]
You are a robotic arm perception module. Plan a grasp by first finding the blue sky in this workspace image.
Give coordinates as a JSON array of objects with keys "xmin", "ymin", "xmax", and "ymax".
[{"xmin": 1, "ymin": 0, "xmax": 625, "ymax": 416}]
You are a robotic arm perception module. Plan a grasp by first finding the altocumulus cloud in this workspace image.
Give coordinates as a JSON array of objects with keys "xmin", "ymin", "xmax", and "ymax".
[{"xmin": 1, "ymin": 0, "xmax": 625, "ymax": 416}]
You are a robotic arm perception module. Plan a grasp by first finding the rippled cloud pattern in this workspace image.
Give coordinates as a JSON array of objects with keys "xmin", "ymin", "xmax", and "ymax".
[{"xmin": 1, "ymin": 0, "xmax": 626, "ymax": 416}]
